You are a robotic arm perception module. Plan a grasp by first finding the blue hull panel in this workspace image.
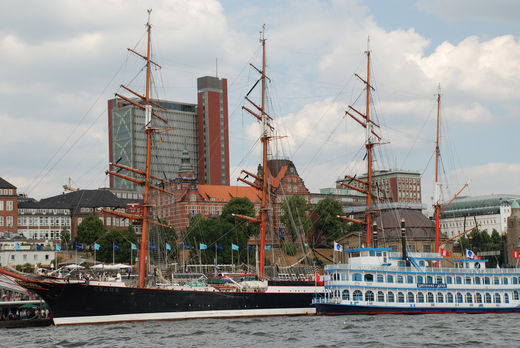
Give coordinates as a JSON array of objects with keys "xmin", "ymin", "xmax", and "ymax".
[{"xmin": 315, "ymin": 303, "xmax": 520, "ymax": 315}]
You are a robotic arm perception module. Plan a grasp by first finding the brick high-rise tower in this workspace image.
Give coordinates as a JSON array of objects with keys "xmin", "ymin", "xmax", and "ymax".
[{"xmin": 197, "ymin": 76, "xmax": 230, "ymax": 185}]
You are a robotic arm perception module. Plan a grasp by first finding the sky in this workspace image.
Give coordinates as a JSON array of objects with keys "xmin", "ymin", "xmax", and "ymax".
[{"xmin": 1, "ymin": 0, "xmax": 520, "ymax": 209}]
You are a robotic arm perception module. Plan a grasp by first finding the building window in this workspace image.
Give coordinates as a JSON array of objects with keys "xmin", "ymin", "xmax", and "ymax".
[{"xmin": 6, "ymin": 201, "xmax": 13, "ymax": 211}]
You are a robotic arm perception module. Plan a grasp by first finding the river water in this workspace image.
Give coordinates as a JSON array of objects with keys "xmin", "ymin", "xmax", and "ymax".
[{"xmin": 4, "ymin": 314, "xmax": 515, "ymax": 347}]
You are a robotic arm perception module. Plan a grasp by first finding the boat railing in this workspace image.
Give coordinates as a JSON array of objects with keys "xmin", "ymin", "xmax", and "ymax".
[{"xmin": 325, "ymin": 264, "xmax": 520, "ymax": 274}]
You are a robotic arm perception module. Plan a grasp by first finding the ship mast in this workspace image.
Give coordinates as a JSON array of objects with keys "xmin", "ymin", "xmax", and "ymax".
[
  {"xmin": 434, "ymin": 86, "xmax": 441, "ymax": 255},
  {"xmin": 104, "ymin": 10, "xmax": 173, "ymax": 288},
  {"xmin": 235, "ymin": 25, "xmax": 273, "ymax": 280},
  {"xmin": 339, "ymin": 42, "xmax": 382, "ymax": 247}
]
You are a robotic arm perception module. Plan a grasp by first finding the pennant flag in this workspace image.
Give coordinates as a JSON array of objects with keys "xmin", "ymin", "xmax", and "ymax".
[
  {"xmin": 514, "ymin": 249, "xmax": 520, "ymax": 259},
  {"xmin": 166, "ymin": 243, "xmax": 172, "ymax": 251},
  {"xmin": 231, "ymin": 243, "xmax": 239, "ymax": 251},
  {"xmin": 114, "ymin": 243, "xmax": 120, "ymax": 251},
  {"xmin": 248, "ymin": 245, "xmax": 253, "ymax": 251},
  {"xmin": 55, "ymin": 244, "xmax": 61, "ymax": 251},
  {"xmin": 465, "ymin": 249, "xmax": 475, "ymax": 259},
  {"xmin": 15, "ymin": 243, "xmax": 20, "ymax": 251},
  {"xmin": 278, "ymin": 227, "xmax": 283, "ymax": 239},
  {"xmin": 36, "ymin": 244, "xmax": 42, "ymax": 251},
  {"xmin": 149, "ymin": 244, "xmax": 157, "ymax": 250},
  {"xmin": 75, "ymin": 242, "xmax": 83, "ymax": 251},
  {"xmin": 265, "ymin": 245, "xmax": 271, "ymax": 250},
  {"xmin": 440, "ymin": 248, "xmax": 450, "ymax": 257},
  {"xmin": 200, "ymin": 243, "xmax": 207, "ymax": 250},
  {"xmin": 94, "ymin": 243, "xmax": 100, "ymax": 251},
  {"xmin": 131, "ymin": 243, "xmax": 137, "ymax": 250},
  {"xmin": 334, "ymin": 241, "xmax": 343, "ymax": 252},
  {"xmin": 183, "ymin": 244, "xmax": 191, "ymax": 250},
  {"xmin": 216, "ymin": 244, "xmax": 224, "ymax": 251}
]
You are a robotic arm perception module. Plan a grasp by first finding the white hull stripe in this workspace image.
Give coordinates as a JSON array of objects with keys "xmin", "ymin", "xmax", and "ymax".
[{"xmin": 53, "ymin": 307, "xmax": 316, "ymax": 326}]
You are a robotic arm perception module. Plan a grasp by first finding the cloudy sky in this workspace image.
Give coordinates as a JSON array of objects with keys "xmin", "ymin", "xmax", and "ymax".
[{"xmin": 1, "ymin": 0, "xmax": 519, "ymax": 208}]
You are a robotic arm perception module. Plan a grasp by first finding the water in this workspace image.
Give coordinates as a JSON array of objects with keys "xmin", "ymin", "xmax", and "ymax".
[{"xmin": 3, "ymin": 314, "xmax": 515, "ymax": 347}]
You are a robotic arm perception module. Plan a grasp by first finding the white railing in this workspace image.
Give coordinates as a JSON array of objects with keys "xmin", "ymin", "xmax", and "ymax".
[{"xmin": 325, "ymin": 264, "xmax": 520, "ymax": 275}]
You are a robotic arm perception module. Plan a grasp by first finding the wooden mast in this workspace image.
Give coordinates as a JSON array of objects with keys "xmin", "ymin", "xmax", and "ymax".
[{"xmin": 434, "ymin": 86, "xmax": 441, "ymax": 256}]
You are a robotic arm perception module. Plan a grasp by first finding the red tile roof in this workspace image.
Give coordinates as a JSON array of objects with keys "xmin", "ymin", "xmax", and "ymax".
[{"xmin": 197, "ymin": 185, "xmax": 261, "ymax": 203}]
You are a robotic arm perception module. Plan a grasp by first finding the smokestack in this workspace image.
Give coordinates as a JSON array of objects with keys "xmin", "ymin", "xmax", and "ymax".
[{"xmin": 401, "ymin": 218, "xmax": 408, "ymax": 262}]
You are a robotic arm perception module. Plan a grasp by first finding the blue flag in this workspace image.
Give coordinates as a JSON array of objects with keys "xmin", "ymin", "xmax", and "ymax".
[
  {"xmin": 216, "ymin": 244, "xmax": 224, "ymax": 251},
  {"xmin": 200, "ymin": 243, "xmax": 207, "ymax": 250},
  {"xmin": 265, "ymin": 245, "xmax": 271, "ymax": 250},
  {"xmin": 166, "ymin": 243, "xmax": 171, "ymax": 251},
  {"xmin": 36, "ymin": 244, "xmax": 42, "ymax": 251},
  {"xmin": 15, "ymin": 243, "xmax": 20, "ymax": 250},
  {"xmin": 149, "ymin": 244, "xmax": 157, "ymax": 250},
  {"xmin": 278, "ymin": 227, "xmax": 283, "ymax": 239},
  {"xmin": 183, "ymin": 244, "xmax": 191, "ymax": 250},
  {"xmin": 114, "ymin": 243, "xmax": 120, "ymax": 251},
  {"xmin": 131, "ymin": 243, "xmax": 137, "ymax": 250},
  {"xmin": 232, "ymin": 243, "xmax": 239, "ymax": 251},
  {"xmin": 75, "ymin": 243, "xmax": 83, "ymax": 251},
  {"xmin": 94, "ymin": 243, "xmax": 100, "ymax": 251},
  {"xmin": 55, "ymin": 244, "xmax": 61, "ymax": 252},
  {"xmin": 248, "ymin": 245, "xmax": 253, "ymax": 251}
]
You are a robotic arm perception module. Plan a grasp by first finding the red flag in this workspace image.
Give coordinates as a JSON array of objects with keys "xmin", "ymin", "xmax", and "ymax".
[
  {"xmin": 513, "ymin": 249, "xmax": 519, "ymax": 259},
  {"xmin": 315, "ymin": 273, "xmax": 323, "ymax": 286},
  {"xmin": 440, "ymin": 248, "xmax": 450, "ymax": 257}
]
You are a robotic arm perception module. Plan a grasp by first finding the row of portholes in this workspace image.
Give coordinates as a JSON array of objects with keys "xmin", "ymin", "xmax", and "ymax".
[
  {"xmin": 329, "ymin": 272, "xmax": 518, "ymax": 286},
  {"xmin": 326, "ymin": 289, "xmax": 519, "ymax": 304}
]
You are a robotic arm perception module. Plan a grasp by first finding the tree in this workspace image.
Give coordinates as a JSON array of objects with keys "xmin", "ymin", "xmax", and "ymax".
[
  {"xmin": 96, "ymin": 226, "xmax": 138, "ymax": 264},
  {"xmin": 60, "ymin": 228, "xmax": 71, "ymax": 249},
  {"xmin": 280, "ymin": 195, "xmax": 312, "ymax": 242},
  {"xmin": 148, "ymin": 220, "xmax": 177, "ymax": 265},
  {"xmin": 312, "ymin": 198, "xmax": 349, "ymax": 245},
  {"xmin": 76, "ymin": 214, "xmax": 105, "ymax": 246},
  {"xmin": 458, "ymin": 228, "xmax": 502, "ymax": 268}
]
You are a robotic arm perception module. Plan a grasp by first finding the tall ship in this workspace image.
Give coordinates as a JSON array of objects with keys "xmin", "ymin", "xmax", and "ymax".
[
  {"xmin": 1, "ymin": 14, "xmax": 321, "ymax": 326},
  {"xmin": 313, "ymin": 47, "xmax": 520, "ymax": 315}
]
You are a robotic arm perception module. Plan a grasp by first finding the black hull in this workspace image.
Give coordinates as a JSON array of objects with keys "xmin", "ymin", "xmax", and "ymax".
[
  {"xmin": 0, "ymin": 318, "xmax": 53, "ymax": 329},
  {"xmin": 19, "ymin": 280, "xmax": 317, "ymax": 325},
  {"xmin": 315, "ymin": 303, "xmax": 520, "ymax": 315}
]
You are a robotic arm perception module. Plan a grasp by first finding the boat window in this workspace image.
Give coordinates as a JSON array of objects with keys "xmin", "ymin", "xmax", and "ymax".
[
  {"xmin": 419, "ymin": 261, "xmax": 425, "ymax": 267},
  {"xmin": 408, "ymin": 292, "xmax": 415, "ymax": 303},
  {"xmin": 397, "ymin": 292, "xmax": 405, "ymax": 303},
  {"xmin": 484, "ymin": 277, "xmax": 491, "ymax": 285},
  {"xmin": 494, "ymin": 293, "xmax": 501, "ymax": 304},
  {"xmin": 505, "ymin": 293, "xmax": 510, "ymax": 304},
  {"xmin": 426, "ymin": 276, "xmax": 433, "ymax": 284},
  {"xmin": 376, "ymin": 252, "xmax": 382, "ymax": 257},
  {"xmin": 475, "ymin": 293, "xmax": 483, "ymax": 303},
  {"xmin": 437, "ymin": 293, "xmax": 444, "ymax": 303},
  {"xmin": 494, "ymin": 277, "xmax": 500, "ymax": 285},
  {"xmin": 353, "ymin": 273, "xmax": 362, "ymax": 281},
  {"xmin": 417, "ymin": 276, "xmax": 423, "ymax": 284},
  {"xmin": 397, "ymin": 275, "xmax": 403, "ymax": 283},
  {"xmin": 514, "ymin": 291, "xmax": 519, "ymax": 301},
  {"xmin": 502, "ymin": 277, "xmax": 508, "ymax": 285},
  {"xmin": 365, "ymin": 290, "xmax": 375, "ymax": 302},
  {"xmin": 387, "ymin": 275, "xmax": 394, "ymax": 283},
  {"xmin": 485, "ymin": 293, "xmax": 492, "ymax": 303},
  {"xmin": 335, "ymin": 290, "xmax": 341, "ymax": 298},
  {"xmin": 455, "ymin": 276, "xmax": 462, "ymax": 284},
  {"xmin": 377, "ymin": 291, "xmax": 385, "ymax": 302},
  {"xmin": 407, "ymin": 275, "xmax": 414, "ymax": 284},
  {"xmin": 447, "ymin": 293, "xmax": 454, "ymax": 303},
  {"xmin": 436, "ymin": 276, "xmax": 443, "ymax": 284},
  {"xmin": 353, "ymin": 290, "xmax": 363, "ymax": 301},
  {"xmin": 387, "ymin": 292, "xmax": 395, "ymax": 303},
  {"xmin": 456, "ymin": 293, "xmax": 463, "ymax": 303},
  {"xmin": 446, "ymin": 276, "xmax": 453, "ymax": 284},
  {"xmin": 427, "ymin": 292, "xmax": 434, "ymax": 303},
  {"xmin": 466, "ymin": 293, "xmax": 473, "ymax": 303},
  {"xmin": 475, "ymin": 277, "xmax": 481, "ymax": 285},
  {"xmin": 369, "ymin": 251, "xmax": 376, "ymax": 256},
  {"xmin": 342, "ymin": 289, "xmax": 350, "ymax": 300},
  {"xmin": 341, "ymin": 272, "xmax": 348, "ymax": 281},
  {"xmin": 364, "ymin": 274, "xmax": 374, "ymax": 282},
  {"xmin": 377, "ymin": 274, "xmax": 384, "ymax": 283},
  {"xmin": 513, "ymin": 277, "xmax": 518, "ymax": 285},
  {"xmin": 465, "ymin": 276, "xmax": 472, "ymax": 285},
  {"xmin": 417, "ymin": 293, "xmax": 425, "ymax": 303},
  {"xmin": 398, "ymin": 261, "xmax": 405, "ymax": 267}
]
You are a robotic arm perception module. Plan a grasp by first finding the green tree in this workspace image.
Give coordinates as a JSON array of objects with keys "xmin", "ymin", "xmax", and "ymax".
[
  {"xmin": 458, "ymin": 228, "xmax": 503, "ymax": 268},
  {"xmin": 76, "ymin": 214, "xmax": 105, "ymax": 245},
  {"xmin": 96, "ymin": 226, "xmax": 138, "ymax": 264},
  {"xmin": 280, "ymin": 195, "xmax": 312, "ymax": 241},
  {"xmin": 312, "ymin": 197, "xmax": 349, "ymax": 245},
  {"xmin": 60, "ymin": 228, "xmax": 71, "ymax": 249},
  {"xmin": 148, "ymin": 220, "xmax": 177, "ymax": 266}
]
